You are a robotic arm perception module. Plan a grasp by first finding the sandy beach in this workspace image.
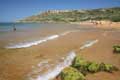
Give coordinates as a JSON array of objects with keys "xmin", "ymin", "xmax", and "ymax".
[{"xmin": 0, "ymin": 23, "xmax": 120, "ymax": 80}]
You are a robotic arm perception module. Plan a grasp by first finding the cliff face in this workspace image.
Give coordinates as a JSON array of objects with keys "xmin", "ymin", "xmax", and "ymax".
[{"xmin": 18, "ymin": 7, "xmax": 120, "ymax": 23}]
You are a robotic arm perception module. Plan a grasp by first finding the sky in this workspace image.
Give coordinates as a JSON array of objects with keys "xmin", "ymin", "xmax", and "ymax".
[{"xmin": 0, "ymin": 0, "xmax": 120, "ymax": 22}]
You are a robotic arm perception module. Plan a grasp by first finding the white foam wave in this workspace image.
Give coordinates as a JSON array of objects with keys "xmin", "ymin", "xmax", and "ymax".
[
  {"xmin": 60, "ymin": 30, "xmax": 79, "ymax": 36},
  {"xmin": 6, "ymin": 30, "xmax": 80, "ymax": 49},
  {"xmin": 29, "ymin": 51, "xmax": 76, "ymax": 80},
  {"xmin": 80, "ymin": 39, "xmax": 98, "ymax": 50},
  {"xmin": 37, "ymin": 60, "xmax": 49, "ymax": 67},
  {"xmin": 6, "ymin": 35, "xmax": 59, "ymax": 49}
]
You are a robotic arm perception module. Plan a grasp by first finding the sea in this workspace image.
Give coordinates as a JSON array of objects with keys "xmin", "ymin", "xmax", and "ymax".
[
  {"xmin": 0, "ymin": 23, "xmax": 79, "ymax": 48},
  {"xmin": 0, "ymin": 22, "xmax": 99, "ymax": 80},
  {"xmin": 0, "ymin": 22, "xmax": 81, "ymax": 80}
]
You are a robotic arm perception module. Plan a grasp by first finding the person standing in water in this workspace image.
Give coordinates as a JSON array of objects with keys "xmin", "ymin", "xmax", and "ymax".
[{"xmin": 13, "ymin": 24, "xmax": 16, "ymax": 31}]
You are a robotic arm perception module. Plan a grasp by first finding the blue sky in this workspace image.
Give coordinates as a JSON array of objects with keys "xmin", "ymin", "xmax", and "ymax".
[{"xmin": 0, "ymin": 0, "xmax": 120, "ymax": 22}]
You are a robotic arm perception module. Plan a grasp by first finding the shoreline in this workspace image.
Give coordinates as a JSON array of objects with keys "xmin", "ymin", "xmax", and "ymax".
[
  {"xmin": 69, "ymin": 21, "xmax": 120, "ymax": 29},
  {"xmin": 0, "ymin": 23, "xmax": 120, "ymax": 80},
  {"xmin": 16, "ymin": 20, "xmax": 120, "ymax": 29}
]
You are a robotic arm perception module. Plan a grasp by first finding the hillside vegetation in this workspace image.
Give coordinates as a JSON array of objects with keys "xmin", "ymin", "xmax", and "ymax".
[{"xmin": 19, "ymin": 7, "xmax": 120, "ymax": 23}]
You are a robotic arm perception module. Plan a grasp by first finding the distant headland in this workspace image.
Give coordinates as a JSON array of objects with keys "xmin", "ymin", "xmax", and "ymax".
[{"xmin": 18, "ymin": 7, "xmax": 120, "ymax": 23}]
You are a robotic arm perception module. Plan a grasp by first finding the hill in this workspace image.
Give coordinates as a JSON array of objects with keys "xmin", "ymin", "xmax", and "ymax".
[{"xmin": 18, "ymin": 7, "xmax": 120, "ymax": 23}]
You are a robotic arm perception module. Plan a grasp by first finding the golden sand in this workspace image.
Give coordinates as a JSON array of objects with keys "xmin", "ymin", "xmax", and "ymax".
[{"xmin": 0, "ymin": 23, "xmax": 120, "ymax": 80}]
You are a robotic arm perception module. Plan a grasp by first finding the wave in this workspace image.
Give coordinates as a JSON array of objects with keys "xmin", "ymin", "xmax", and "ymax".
[
  {"xmin": 60, "ymin": 30, "xmax": 79, "ymax": 36},
  {"xmin": 6, "ymin": 30, "xmax": 80, "ymax": 49},
  {"xmin": 29, "ymin": 51, "xmax": 76, "ymax": 80},
  {"xmin": 80, "ymin": 39, "xmax": 98, "ymax": 50},
  {"xmin": 6, "ymin": 35, "xmax": 59, "ymax": 49}
]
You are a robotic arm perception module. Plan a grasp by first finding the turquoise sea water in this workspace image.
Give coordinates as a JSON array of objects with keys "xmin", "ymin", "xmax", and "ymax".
[
  {"xmin": 0, "ymin": 23, "xmax": 46, "ymax": 32},
  {"xmin": 0, "ymin": 23, "xmax": 80, "ymax": 80},
  {"xmin": 0, "ymin": 22, "xmax": 101, "ymax": 49},
  {"xmin": 0, "ymin": 23, "xmax": 78, "ymax": 48}
]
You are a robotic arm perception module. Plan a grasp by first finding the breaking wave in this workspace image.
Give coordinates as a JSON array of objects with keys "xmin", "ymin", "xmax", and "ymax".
[
  {"xmin": 6, "ymin": 35, "xmax": 59, "ymax": 49},
  {"xmin": 29, "ymin": 51, "xmax": 76, "ymax": 80},
  {"xmin": 6, "ymin": 30, "xmax": 79, "ymax": 49},
  {"xmin": 80, "ymin": 39, "xmax": 98, "ymax": 50}
]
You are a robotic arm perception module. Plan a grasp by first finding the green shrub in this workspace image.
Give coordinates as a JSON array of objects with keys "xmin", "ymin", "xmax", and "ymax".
[
  {"xmin": 113, "ymin": 45, "xmax": 120, "ymax": 53},
  {"xmin": 88, "ymin": 62, "xmax": 100, "ymax": 73},
  {"xmin": 110, "ymin": 16, "xmax": 120, "ymax": 22},
  {"xmin": 61, "ymin": 67, "xmax": 85, "ymax": 80}
]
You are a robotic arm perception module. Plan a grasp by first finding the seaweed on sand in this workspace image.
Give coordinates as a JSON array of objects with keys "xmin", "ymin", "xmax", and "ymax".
[
  {"xmin": 72, "ymin": 56, "xmax": 91, "ymax": 75},
  {"xmin": 88, "ymin": 62, "xmax": 100, "ymax": 73},
  {"xmin": 60, "ymin": 67, "xmax": 85, "ymax": 80},
  {"xmin": 113, "ymin": 45, "xmax": 120, "ymax": 53},
  {"xmin": 99, "ymin": 63, "xmax": 119, "ymax": 73},
  {"xmin": 72, "ymin": 56, "xmax": 119, "ymax": 74},
  {"xmin": 58, "ymin": 55, "xmax": 119, "ymax": 80}
]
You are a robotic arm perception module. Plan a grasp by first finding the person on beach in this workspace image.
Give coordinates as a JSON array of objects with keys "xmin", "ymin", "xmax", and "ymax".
[{"xmin": 13, "ymin": 24, "xmax": 16, "ymax": 31}]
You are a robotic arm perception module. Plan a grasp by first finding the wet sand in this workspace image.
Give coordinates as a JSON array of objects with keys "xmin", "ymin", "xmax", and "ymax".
[
  {"xmin": 0, "ymin": 23, "xmax": 120, "ymax": 80},
  {"xmin": 54, "ymin": 23, "xmax": 120, "ymax": 80},
  {"xmin": 78, "ymin": 29, "xmax": 120, "ymax": 80}
]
